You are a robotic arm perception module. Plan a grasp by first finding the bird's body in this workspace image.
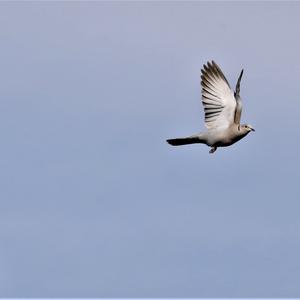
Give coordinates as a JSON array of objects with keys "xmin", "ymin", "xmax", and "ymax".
[
  {"xmin": 167, "ymin": 61, "xmax": 254, "ymax": 153},
  {"xmin": 170, "ymin": 124, "xmax": 250, "ymax": 147}
]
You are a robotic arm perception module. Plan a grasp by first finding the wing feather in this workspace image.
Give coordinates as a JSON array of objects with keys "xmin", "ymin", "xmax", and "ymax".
[
  {"xmin": 234, "ymin": 69, "xmax": 244, "ymax": 125},
  {"xmin": 201, "ymin": 61, "xmax": 237, "ymax": 129}
]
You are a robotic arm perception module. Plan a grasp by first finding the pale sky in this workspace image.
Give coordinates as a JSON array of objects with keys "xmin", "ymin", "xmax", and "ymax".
[{"xmin": 1, "ymin": 1, "xmax": 300, "ymax": 297}]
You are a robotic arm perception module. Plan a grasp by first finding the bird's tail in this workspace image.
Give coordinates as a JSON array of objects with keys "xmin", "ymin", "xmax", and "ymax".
[{"xmin": 166, "ymin": 134, "xmax": 205, "ymax": 146}]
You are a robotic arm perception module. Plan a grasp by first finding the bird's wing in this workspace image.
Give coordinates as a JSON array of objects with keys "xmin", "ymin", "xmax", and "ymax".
[
  {"xmin": 201, "ymin": 61, "xmax": 237, "ymax": 129},
  {"xmin": 234, "ymin": 69, "xmax": 244, "ymax": 125}
]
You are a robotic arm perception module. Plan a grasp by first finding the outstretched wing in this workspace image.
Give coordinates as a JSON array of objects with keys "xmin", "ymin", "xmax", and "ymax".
[
  {"xmin": 234, "ymin": 69, "xmax": 244, "ymax": 125},
  {"xmin": 201, "ymin": 61, "xmax": 237, "ymax": 129}
]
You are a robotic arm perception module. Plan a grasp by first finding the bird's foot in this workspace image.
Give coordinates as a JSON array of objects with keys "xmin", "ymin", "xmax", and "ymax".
[{"xmin": 209, "ymin": 146, "xmax": 217, "ymax": 154}]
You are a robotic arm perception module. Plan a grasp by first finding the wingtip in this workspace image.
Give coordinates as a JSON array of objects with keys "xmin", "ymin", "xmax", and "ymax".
[
  {"xmin": 238, "ymin": 69, "xmax": 244, "ymax": 82},
  {"xmin": 202, "ymin": 60, "xmax": 216, "ymax": 71}
]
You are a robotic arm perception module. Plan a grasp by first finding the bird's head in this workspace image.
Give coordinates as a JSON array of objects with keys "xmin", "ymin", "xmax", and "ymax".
[{"xmin": 240, "ymin": 124, "xmax": 255, "ymax": 133}]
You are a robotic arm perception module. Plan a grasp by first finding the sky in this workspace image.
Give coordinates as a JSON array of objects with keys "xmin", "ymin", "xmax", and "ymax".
[{"xmin": 0, "ymin": 1, "xmax": 300, "ymax": 297}]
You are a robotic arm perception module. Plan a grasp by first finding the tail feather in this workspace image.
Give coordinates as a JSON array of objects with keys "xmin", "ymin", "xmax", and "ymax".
[{"xmin": 166, "ymin": 136, "xmax": 203, "ymax": 146}]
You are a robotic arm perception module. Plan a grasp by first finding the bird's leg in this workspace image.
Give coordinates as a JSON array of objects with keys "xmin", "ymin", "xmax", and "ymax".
[{"xmin": 209, "ymin": 146, "xmax": 217, "ymax": 154}]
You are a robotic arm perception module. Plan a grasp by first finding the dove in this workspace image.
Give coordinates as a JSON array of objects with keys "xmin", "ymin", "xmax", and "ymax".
[{"xmin": 166, "ymin": 61, "xmax": 254, "ymax": 154}]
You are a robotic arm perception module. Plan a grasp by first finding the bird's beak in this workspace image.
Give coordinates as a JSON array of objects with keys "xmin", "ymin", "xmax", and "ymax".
[{"xmin": 250, "ymin": 127, "xmax": 255, "ymax": 132}]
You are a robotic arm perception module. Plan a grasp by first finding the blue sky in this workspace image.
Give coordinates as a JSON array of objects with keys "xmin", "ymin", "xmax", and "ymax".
[{"xmin": 1, "ymin": 1, "xmax": 300, "ymax": 297}]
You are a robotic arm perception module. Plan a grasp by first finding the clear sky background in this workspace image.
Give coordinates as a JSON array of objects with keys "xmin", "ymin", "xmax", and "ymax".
[{"xmin": 1, "ymin": 1, "xmax": 300, "ymax": 297}]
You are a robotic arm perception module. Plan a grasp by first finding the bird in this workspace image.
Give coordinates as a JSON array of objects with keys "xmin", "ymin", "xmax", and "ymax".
[{"xmin": 166, "ymin": 60, "xmax": 255, "ymax": 154}]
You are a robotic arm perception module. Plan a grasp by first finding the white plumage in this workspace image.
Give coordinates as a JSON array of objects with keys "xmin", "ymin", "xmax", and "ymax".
[
  {"xmin": 167, "ymin": 60, "xmax": 254, "ymax": 154},
  {"xmin": 201, "ymin": 61, "xmax": 237, "ymax": 130}
]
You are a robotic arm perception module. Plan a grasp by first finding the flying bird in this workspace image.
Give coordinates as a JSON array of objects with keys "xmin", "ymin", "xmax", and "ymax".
[{"xmin": 166, "ymin": 61, "xmax": 254, "ymax": 154}]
